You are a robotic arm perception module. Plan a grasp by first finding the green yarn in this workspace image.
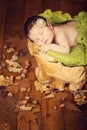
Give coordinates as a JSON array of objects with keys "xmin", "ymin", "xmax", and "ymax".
[
  {"xmin": 40, "ymin": 9, "xmax": 87, "ymax": 66},
  {"xmin": 47, "ymin": 44, "xmax": 86, "ymax": 66}
]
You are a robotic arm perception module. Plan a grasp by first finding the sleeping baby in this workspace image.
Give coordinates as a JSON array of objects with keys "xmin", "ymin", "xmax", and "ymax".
[{"xmin": 24, "ymin": 15, "xmax": 78, "ymax": 54}]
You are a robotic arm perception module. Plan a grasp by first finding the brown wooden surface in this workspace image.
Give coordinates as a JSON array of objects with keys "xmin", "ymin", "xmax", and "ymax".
[
  {"xmin": 0, "ymin": 0, "xmax": 8, "ymax": 60},
  {"xmin": 0, "ymin": 0, "xmax": 87, "ymax": 130}
]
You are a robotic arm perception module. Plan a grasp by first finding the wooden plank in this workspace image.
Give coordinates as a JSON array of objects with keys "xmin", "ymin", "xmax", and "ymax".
[
  {"xmin": 24, "ymin": 0, "xmax": 60, "ymax": 21},
  {"xmin": 41, "ymin": 99, "xmax": 63, "ymax": 130},
  {"xmin": 60, "ymin": 1, "xmax": 87, "ymax": 16},
  {"xmin": 4, "ymin": 0, "xmax": 26, "ymax": 38},
  {"xmin": 24, "ymin": 0, "xmax": 43, "ymax": 20},
  {"xmin": 65, "ymin": 110, "xmax": 87, "ymax": 130},
  {"xmin": 0, "ymin": 0, "xmax": 8, "ymax": 60},
  {"xmin": 42, "ymin": 0, "xmax": 60, "ymax": 11},
  {"xmin": 3, "ymin": 0, "xmax": 29, "ymax": 59}
]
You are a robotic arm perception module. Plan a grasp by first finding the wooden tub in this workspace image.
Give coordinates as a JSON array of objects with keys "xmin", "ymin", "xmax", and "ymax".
[{"xmin": 28, "ymin": 40, "xmax": 86, "ymax": 91}]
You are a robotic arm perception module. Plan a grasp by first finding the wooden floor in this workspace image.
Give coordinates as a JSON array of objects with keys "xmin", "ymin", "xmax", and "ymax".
[{"xmin": 0, "ymin": 0, "xmax": 87, "ymax": 130}]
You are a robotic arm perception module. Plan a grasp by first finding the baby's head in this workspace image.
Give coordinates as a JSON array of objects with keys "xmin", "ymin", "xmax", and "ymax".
[
  {"xmin": 24, "ymin": 15, "xmax": 47, "ymax": 38},
  {"xmin": 24, "ymin": 15, "xmax": 54, "ymax": 46}
]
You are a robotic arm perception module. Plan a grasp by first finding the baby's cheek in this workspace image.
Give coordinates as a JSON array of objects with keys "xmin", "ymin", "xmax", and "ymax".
[{"xmin": 36, "ymin": 41, "xmax": 43, "ymax": 46}]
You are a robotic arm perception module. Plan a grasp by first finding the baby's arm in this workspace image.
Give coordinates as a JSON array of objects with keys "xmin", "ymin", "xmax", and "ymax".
[
  {"xmin": 41, "ymin": 32, "xmax": 70, "ymax": 54},
  {"xmin": 55, "ymin": 31, "xmax": 71, "ymax": 54},
  {"xmin": 40, "ymin": 43, "xmax": 70, "ymax": 54},
  {"xmin": 41, "ymin": 30, "xmax": 72, "ymax": 54}
]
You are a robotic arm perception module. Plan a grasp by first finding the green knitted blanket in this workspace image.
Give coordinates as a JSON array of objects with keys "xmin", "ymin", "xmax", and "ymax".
[{"xmin": 40, "ymin": 9, "xmax": 87, "ymax": 66}]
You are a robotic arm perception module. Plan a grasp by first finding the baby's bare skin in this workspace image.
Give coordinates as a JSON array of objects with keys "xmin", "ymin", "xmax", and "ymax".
[{"xmin": 29, "ymin": 20, "xmax": 78, "ymax": 54}]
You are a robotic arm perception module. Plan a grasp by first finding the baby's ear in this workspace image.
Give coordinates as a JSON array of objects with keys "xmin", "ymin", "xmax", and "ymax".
[{"xmin": 47, "ymin": 22, "xmax": 53, "ymax": 29}]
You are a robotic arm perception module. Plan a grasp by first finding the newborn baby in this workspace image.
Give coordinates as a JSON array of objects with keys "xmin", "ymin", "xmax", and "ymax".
[{"xmin": 24, "ymin": 15, "xmax": 78, "ymax": 54}]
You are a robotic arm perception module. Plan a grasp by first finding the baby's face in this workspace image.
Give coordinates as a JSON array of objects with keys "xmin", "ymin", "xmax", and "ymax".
[{"xmin": 29, "ymin": 21, "xmax": 54, "ymax": 46}]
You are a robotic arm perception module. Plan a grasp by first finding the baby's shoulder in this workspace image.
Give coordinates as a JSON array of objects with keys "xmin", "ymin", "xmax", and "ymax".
[
  {"xmin": 54, "ymin": 25, "xmax": 65, "ymax": 36},
  {"xmin": 54, "ymin": 21, "xmax": 76, "ymax": 28}
]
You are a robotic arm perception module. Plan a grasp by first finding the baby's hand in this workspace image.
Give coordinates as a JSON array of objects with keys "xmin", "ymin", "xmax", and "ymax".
[{"xmin": 40, "ymin": 44, "xmax": 51, "ymax": 53}]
